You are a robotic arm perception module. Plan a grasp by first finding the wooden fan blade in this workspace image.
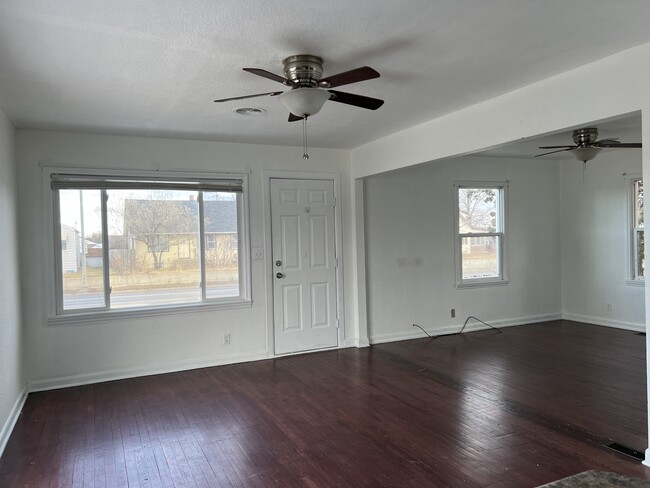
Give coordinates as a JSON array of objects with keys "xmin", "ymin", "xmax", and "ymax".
[
  {"xmin": 535, "ymin": 148, "xmax": 574, "ymax": 158},
  {"xmin": 214, "ymin": 91, "xmax": 283, "ymax": 103},
  {"xmin": 328, "ymin": 90, "xmax": 384, "ymax": 110},
  {"xmin": 243, "ymin": 68, "xmax": 290, "ymax": 85},
  {"xmin": 595, "ymin": 142, "xmax": 642, "ymax": 148},
  {"xmin": 319, "ymin": 66, "xmax": 380, "ymax": 88},
  {"xmin": 538, "ymin": 145, "xmax": 576, "ymax": 149},
  {"xmin": 288, "ymin": 113, "xmax": 304, "ymax": 122}
]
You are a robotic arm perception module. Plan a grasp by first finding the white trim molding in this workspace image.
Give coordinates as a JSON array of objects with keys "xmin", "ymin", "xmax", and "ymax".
[
  {"xmin": 0, "ymin": 385, "xmax": 28, "ymax": 459},
  {"xmin": 368, "ymin": 313, "xmax": 561, "ymax": 345},
  {"xmin": 29, "ymin": 351, "xmax": 269, "ymax": 393},
  {"xmin": 562, "ymin": 312, "xmax": 645, "ymax": 333},
  {"xmin": 343, "ymin": 337, "xmax": 370, "ymax": 348}
]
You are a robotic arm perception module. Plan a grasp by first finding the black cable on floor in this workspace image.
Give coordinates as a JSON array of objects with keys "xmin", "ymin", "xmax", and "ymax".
[{"xmin": 459, "ymin": 315, "xmax": 502, "ymax": 334}]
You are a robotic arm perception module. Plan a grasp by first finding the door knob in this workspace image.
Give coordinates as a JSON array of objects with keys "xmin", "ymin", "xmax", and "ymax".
[{"xmin": 276, "ymin": 272, "xmax": 284, "ymax": 279}]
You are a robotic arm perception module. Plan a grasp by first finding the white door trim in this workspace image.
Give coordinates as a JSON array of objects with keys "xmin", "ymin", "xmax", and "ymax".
[{"xmin": 262, "ymin": 170, "xmax": 345, "ymax": 356}]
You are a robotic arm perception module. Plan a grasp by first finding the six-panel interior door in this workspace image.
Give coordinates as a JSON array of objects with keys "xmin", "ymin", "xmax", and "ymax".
[{"xmin": 270, "ymin": 178, "xmax": 338, "ymax": 355}]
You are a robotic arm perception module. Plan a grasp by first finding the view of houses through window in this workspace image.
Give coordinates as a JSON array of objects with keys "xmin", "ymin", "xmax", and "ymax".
[
  {"xmin": 457, "ymin": 184, "xmax": 506, "ymax": 284},
  {"xmin": 56, "ymin": 183, "xmax": 242, "ymax": 313},
  {"xmin": 632, "ymin": 178, "xmax": 644, "ymax": 281}
]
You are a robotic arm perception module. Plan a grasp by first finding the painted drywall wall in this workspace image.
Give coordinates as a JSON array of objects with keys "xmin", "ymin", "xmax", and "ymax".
[
  {"xmin": 560, "ymin": 151, "xmax": 645, "ymax": 330},
  {"xmin": 16, "ymin": 130, "xmax": 355, "ymax": 389},
  {"xmin": 0, "ymin": 109, "xmax": 24, "ymax": 453},
  {"xmin": 348, "ymin": 41, "xmax": 650, "ymax": 457},
  {"xmin": 363, "ymin": 156, "xmax": 561, "ymax": 343}
]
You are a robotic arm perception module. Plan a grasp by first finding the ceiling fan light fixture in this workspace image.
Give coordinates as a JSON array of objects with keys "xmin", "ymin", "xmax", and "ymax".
[
  {"xmin": 278, "ymin": 88, "xmax": 331, "ymax": 117},
  {"xmin": 572, "ymin": 146, "xmax": 602, "ymax": 162}
]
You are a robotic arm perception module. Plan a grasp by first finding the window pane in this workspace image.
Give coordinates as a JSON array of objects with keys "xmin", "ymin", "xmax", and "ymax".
[
  {"xmin": 458, "ymin": 188, "xmax": 500, "ymax": 233},
  {"xmin": 637, "ymin": 229, "xmax": 645, "ymax": 278},
  {"xmin": 635, "ymin": 180, "xmax": 644, "ymax": 228},
  {"xmin": 204, "ymin": 192, "xmax": 240, "ymax": 299},
  {"xmin": 58, "ymin": 189, "xmax": 105, "ymax": 310},
  {"xmin": 106, "ymin": 189, "xmax": 201, "ymax": 308},
  {"xmin": 461, "ymin": 235, "xmax": 499, "ymax": 279}
]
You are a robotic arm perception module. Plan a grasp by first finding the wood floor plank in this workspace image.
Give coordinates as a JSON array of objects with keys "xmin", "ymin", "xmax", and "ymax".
[{"xmin": 1, "ymin": 320, "xmax": 649, "ymax": 487}]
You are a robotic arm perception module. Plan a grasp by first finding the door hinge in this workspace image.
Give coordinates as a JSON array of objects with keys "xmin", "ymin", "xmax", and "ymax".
[
  {"xmin": 334, "ymin": 257, "xmax": 338, "ymax": 268},
  {"xmin": 333, "ymin": 197, "xmax": 336, "ymax": 208},
  {"xmin": 336, "ymin": 319, "xmax": 340, "ymax": 329}
]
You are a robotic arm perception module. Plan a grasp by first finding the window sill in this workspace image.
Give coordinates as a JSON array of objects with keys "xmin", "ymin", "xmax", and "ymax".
[
  {"xmin": 47, "ymin": 299, "xmax": 252, "ymax": 326},
  {"xmin": 625, "ymin": 279, "xmax": 645, "ymax": 288},
  {"xmin": 456, "ymin": 279, "xmax": 510, "ymax": 289}
]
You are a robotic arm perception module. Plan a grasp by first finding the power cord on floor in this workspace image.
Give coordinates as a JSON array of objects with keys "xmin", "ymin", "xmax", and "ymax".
[
  {"xmin": 412, "ymin": 323, "xmax": 433, "ymax": 337},
  {"xmin": 412, "ymin": 315, "xmax": 502, "ymax": 341},
  {"xmin": 459, "ymin": 315, "xmax": 502, "ymax": 334}
]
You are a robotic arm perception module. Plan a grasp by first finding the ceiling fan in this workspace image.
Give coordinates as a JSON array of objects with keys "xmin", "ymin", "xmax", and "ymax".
[
  {"xmin": 535, "ymin": 127, "xmax": 642, "ymax": 163},
  {"xmin": 213, "ymin": 54, "xmax": 384, "ymax": 121}
]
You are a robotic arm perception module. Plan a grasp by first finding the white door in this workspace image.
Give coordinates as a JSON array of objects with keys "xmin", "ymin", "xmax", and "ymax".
[{"xmin": 270, "ymin": 178, "xmax": 338, "ymax": 355}]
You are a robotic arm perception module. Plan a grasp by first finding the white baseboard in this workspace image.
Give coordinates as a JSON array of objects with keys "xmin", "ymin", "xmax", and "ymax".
[
  {"xmin": 29, "ymin": 351, "xmax": 269, "ymax": 393},
  {"xmin": 0, "ymin": 384, "xmax": 28, "ymax": 458},
  {"xmin": 561, "ymin": 312, "xmax": 645, "ymax": 332},
  {"xmin": 368, "ymin": 313, "xmax": 562, "ymax": 345},
  {"xmin": 343, "ymin": 337, "xmax": 370, "ymax": 348}
]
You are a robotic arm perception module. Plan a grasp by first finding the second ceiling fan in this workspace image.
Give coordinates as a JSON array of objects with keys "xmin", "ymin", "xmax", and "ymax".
[{"xmin": 535, "ymin": 127, "xmax": 641, "ymax": 163}]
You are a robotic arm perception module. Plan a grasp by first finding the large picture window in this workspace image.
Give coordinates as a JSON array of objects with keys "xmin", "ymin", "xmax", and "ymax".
[
  {"xmin": 455, "ymin": 182, "xmax": 508, "ymax": 287},
  {"xmin": 50, "ymin": 171, "xmax": 250, "ymax": 319}
]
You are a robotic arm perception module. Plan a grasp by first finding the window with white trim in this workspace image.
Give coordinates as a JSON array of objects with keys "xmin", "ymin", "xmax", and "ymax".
[
  {"xmin": 50, "ymin": 172, "xmax": 249, "ymax": 317},
  {"xmin": 455, "ymin": 182, "xmax": 508, "ymax": 286},
  {"xmin": 631, "ymin": 177, "xmax": 644, "ymax": 281}
]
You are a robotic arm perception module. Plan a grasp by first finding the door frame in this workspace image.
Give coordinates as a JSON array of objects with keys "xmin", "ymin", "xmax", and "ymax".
[{"xmin": 262, "ymin": 170, "xmax": 345, "ymax": 356}]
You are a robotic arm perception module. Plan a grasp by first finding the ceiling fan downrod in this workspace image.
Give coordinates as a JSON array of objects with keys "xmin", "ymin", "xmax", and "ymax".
[{"xmin": 302, "ymin": 116, "xmax": 309, "ymax": 160}]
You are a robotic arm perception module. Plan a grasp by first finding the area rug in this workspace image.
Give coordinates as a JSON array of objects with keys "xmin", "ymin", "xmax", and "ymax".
[{"xmin": 538, "ymin": 470, "xmax": 650, "ymax": 487}]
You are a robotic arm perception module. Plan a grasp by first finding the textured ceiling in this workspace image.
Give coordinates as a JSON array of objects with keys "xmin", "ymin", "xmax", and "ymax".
[{"xmin": 1, "ymin": 1, "xmax": 650, "ymax": 149}]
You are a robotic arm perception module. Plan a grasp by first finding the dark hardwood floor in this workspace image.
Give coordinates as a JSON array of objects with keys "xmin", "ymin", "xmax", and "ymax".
[{"xmin": 0, "ymin": 320, "xmax": 648, "ymax": 487}]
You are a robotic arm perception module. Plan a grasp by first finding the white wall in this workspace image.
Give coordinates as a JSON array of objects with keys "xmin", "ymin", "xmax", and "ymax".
[
  {"xmin": 15, "ymin": 130, "xmax": 355, "ymax": 389},
  {"xmin": 560, "ymin": 151, "xmax": 645, "ymax": 330},
  {"xmin": 349, "ymin": 40, "xmax": 650, "ymax": 458},
  {"xmin": 364, "ymin": 156, "xmax": 561, "ymax": 343},
  {"xmin": 0, "ymin": 108, "xmax": 24, "ymax": 454}
]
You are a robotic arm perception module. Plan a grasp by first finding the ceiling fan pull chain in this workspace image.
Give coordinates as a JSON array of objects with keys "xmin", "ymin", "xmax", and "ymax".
[
  {"xmin": 583, "ymin": 160, "xmax": 586, "ymax": 182},
  {"xmin": 303, "ymin": 116, "xmax": 309, "ymax": 160}
]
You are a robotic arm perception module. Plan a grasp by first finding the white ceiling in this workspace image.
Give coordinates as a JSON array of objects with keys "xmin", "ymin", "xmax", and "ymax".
[{"xmin": 1, "ymin": 1, "xmax": 650, "ymax": 149}]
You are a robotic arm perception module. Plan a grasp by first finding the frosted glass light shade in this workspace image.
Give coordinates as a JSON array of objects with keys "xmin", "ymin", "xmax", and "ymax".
[
  {"xmin": 279, "ymin": 88, "xmax": 330, "ymax": 116},
  {"xmin": 572, "ymin": 147, "xmax": 601, "ymax": 162}
]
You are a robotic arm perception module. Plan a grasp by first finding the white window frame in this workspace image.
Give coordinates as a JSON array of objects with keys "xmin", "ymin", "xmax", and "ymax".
[
  {"xmin": 627, "ymin": 174, "xmax": 644, "ymax": 286},
  {"xmin": 454, "ymin": 181, "xmax": 509, "ymax": 288},
  {"xmin": 45, "ymin": 167, "xmax": 252, "ymax": 325}
]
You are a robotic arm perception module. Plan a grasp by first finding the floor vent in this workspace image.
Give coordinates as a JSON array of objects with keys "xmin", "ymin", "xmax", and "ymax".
[{"xmin": 604, "ymin": 442, "xmax": 645, "ymax": 461}]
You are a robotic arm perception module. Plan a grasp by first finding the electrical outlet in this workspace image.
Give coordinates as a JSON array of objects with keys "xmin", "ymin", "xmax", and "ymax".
[
  {"xmin": 451, "ymin": 308, "xmax": 456, "ymax": 318},
  {"xmin": 606, "ymin": 303, "xmax": 612, "ymax": 312},
  {"xmin": 223, "ymin": 333, "xmax": 231, "ymax": 345}
]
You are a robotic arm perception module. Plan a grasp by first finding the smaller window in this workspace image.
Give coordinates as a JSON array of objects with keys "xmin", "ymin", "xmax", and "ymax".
[
  {"xmin": 147, "ymin": 235, "xmax": 170, "ymax": 253},
  {"xmin": 631, "ymin": 178, "xmax": 644, "ymax": 281},
  {"xmin": 205, "ymin": 234, "xmax": 216, "ymax": 250},
  {"xmin": 455, "ymin": 182, "xmax": 508, "ymax": 287}
]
